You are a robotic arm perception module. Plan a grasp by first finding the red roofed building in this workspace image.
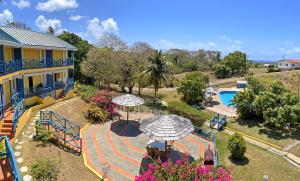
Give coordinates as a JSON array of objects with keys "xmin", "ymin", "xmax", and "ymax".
[{"xmin": 278, "ymin": 59, "xmax": 300, "ymax": 69}]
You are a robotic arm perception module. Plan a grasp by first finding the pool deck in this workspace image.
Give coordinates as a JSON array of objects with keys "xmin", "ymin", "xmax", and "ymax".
[{"xmin": 206, "ymin": 88, "xmax": 239, "ymax": 118}]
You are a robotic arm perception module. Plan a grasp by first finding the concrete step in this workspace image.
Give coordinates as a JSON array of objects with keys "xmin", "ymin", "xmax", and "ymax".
[
  {"xmin": 4, "ymin": 119, "xmax": 12, "ymax": 123},
  {"xmin": 1, "ymin": 127, "xmax": 13, "ymax": 132},
  {"xmin": 0, "ymin": 132, "xmax": 12, "ymax": 137},
  {"xmin": 2, "ymin": 123, "xmax": 13, "ymax": 128}
]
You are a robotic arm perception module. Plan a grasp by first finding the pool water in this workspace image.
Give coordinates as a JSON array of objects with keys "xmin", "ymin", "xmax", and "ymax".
[{"xmin": 219, "ymin": 91, "xmax": 238, "ymax": 107}]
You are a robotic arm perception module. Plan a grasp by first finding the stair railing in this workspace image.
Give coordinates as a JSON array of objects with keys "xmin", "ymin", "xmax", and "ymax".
[
  {"xmin": 0, "ymin": 136, "xmax": 21, "ymax": 181},
  {"xmin": 38, "ymin": 110, "xmax": 82, "ymax": 153},
  {"xmin": 12, "ymin": 99, "xmax": 25, "ymax": 135},
  {"xmin": 11, "ymin": 91, "xmax": 24, "ymax": 110},
  {"xmin": 63, "ymin": 80, "xmax": 74, "ymax": 96}
]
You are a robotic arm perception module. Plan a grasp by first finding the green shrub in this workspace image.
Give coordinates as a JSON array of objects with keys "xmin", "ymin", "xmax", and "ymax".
[
  {"xmin": 167, "ymin": 101, "xmax": 211, "ymax": 127},
  {"xmin": 213, "ymin": 64, "xmax": 231, "ymax": 78},
  {"xmin": 177, "ymin": 72, "xmax": 208, "ymax": 105},
  {"xmin": 76, "ymin": 83, "xmax": 98, "ymax": 102},
  {"xmin": 34, "ymin": 125, "xmax": 55, "ymax": 145},
  {"xmin": 30, "ymin": 159, "xmax": 59, "ymax": 181},
  {"xmin": 84, "ymin": 103, "xmax": 108, "ymax": 123},
  {"xmin": 227, "ymin": 133, "xmax": 246, "ymax": 160}
]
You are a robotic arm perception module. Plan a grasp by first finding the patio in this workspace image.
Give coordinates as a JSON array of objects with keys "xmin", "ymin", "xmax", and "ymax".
[{"xmin": 82, "ymin": 112, "xmax": 213, "ymax": 181}]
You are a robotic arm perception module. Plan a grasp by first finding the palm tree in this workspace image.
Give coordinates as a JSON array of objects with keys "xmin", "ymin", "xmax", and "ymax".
[{"xmin": 145, "ymin": 50, "xmax": 168, "ymax": 102}]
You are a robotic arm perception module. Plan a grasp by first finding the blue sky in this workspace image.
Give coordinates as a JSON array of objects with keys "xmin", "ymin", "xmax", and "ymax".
[{"xmin": 1, "ymin": 0, "xmax": 300, "ymax": 60}]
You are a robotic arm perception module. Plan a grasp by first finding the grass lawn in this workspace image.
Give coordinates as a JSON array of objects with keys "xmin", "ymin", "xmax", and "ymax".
[
  {"xmin": 216, "ymin": 132, "xmax": 300, "ymax": 181},
  {"xmin": 226, "ymin": 119, "xmax": 300, "ymax": 148},
  {"xmin": 290, "ymin": 144, "xmax": 300, "ymax": 158},
  {"xmin": 253, "ymin": 70, "xmax": 300, "ymax": 95}
]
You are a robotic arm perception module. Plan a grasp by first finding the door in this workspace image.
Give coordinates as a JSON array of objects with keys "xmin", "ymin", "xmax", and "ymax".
[
  {"xmin": 29, "ymin": 76, "xmax": 33, "ymax": 89},
  {"xmin": 46, "ymin": 50, "xmax": 53, "ymax": 67},
  {"xmin": 46, "ymin": 74, "xmax": 53, "ymax": 88},
  {"xmin": 16, "ymin": 78, "xmax": 24, "ymax": 97},
  {"xmin": 13, "ymin": 48, "xmax": 22, "ymax": 60}
]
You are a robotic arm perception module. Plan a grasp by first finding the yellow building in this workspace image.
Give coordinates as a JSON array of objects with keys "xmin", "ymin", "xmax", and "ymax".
[{"xmin": 0, "ymin": 26, "xmax": 76, "ymax": 115}]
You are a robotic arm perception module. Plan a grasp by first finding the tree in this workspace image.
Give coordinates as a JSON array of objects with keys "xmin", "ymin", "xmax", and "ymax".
[
  {"xmin": 213, "ymin": 64, "xmax": 231, "ymax": 78},
  {"xmin": 231, "ymin": 89, "xmax": 256, "ymax": 118},
  {"xmin": 145, "ymin": 50, "xmax": 168, "ymax": 102},
  {"xmin": 81, "ymin": 48, "xmax": 118, "ymax": 87},
  {"xmin": 223, "ymin": 51, "xmax": 248, "ymax": 74},
  {"xmin": 47, "ymin": 27, "xmax": 54, "ymax": 35},
  {"xmin": 227, "ymin": 133, "xmax": 246, "ymax": 160},
  {"xmin": 177, "ymin": 72, "xmax": 209, "ymax": 105},
  {"xmin": 98, "ymin": 33, "xmax": 127, "ymax": 51},
  {"xmin": 246, "ymin": 76, "xmax": 265, "ymax": 95},
  {"xmin": 58, "ymin": 31, "xmax": 93, "ymax": 83},
  {"xmin": 6, "ymin": 21, "xmax": 31, "ymax": 30},
  {"xmin": 134, "ymin": 72, "xmax": 147, "ymax": 96}
]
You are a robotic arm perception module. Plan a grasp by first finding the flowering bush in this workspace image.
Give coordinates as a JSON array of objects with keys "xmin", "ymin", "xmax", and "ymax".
[
  {"xmin": 135, "ymin": 156, "xmax": 232, "ymax": 181},
  {"xmin": 89, "ymin": 90, "xmax": 118, "ymax": 116},
  {"xmin": 84, "ymin": 103, "xmax": 108, "ymax": 123}
]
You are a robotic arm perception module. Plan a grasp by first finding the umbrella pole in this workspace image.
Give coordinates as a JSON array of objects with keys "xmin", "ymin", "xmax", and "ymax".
[
  {"xmin": 127, "ymin": 107, "xmax": 129, "ymax": 125},
  {"xmin": 165, "ymin": 141, "xmax": 167, "ymax": 160}
]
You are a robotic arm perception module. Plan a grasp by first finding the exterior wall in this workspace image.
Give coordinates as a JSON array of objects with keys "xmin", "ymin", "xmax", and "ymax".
[
  {"xmin": 278, "ymin": 61, "xmax": 300, "ymax": 69},
  {"xmin": 3, "ymin": 81, "xmax": 11, "ymax": 106},
  {"xmin": 32, "ymin": 75, "xmax": 42, "ymax": 87},
  {"xmin": 4, "ymin": 47, "xmax": 11, "ymax": 62},
  {"xmin": 23, "ymin": 48, "xmax": 40, "ymax": 60},
  {"xmin": 53, "ymin": 50, "xmax": 63, "ymax": 60}
]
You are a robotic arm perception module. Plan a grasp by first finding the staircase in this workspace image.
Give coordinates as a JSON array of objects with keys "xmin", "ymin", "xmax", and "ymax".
[
  {"xmin": 0, "ymin": 109, "xmax": 14, "ymax": 138},
  {"xmin": 36, "ymin": 110, "xmax": 82, "ymax": 154}
]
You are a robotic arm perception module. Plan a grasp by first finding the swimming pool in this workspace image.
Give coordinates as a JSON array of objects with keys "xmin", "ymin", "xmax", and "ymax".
[{"xmin": 219, "ymin": 91, "xmax": 238, "ymax": 107}]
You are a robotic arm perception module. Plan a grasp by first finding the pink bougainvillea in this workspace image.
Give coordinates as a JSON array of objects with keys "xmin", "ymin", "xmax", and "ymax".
[
  {"xmin": 135, "ymin": 156, "xmax": 232, "ymax": 181},
  {"xmin": 89, "ymin": 90, "xmax": 118, "ymax": 116}
]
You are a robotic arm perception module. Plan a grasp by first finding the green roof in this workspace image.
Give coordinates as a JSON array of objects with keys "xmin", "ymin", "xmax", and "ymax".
[{"xmin": 0, "ymin": 26, "xmax": 76, "ymax": 50}]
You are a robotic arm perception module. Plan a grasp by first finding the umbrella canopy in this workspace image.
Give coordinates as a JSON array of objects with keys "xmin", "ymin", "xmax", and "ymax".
[
  {"xmin": 140, "ymin": 115, "xmax": 194, "ymax": 141},
  {"xmin": 206, "ymin": 87, "xmax": 216, "ymax": 94},
  {"xmin": 112, "ymin": 94, "xmax": 144, "ymax": 107}
]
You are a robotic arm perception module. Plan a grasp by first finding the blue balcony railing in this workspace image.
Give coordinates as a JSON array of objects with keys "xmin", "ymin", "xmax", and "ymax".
[{"xmin": 0, "ymin": 58, "xmax": 74, "ymax": 76}]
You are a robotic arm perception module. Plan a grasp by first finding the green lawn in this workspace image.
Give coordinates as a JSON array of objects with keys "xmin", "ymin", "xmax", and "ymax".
[
  {"xmin": 216, "ymin": 132, "xmax": 300, "ymax": 181},
  {"xmin": 227, "ymin": 119, "xmax": 300, "ymax": 148},
  {"xmin": 290, "ymin": 144, "xmax": 300, "ymax": 158}
]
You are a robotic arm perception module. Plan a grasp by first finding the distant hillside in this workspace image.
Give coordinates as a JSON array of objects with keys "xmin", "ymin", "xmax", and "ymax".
[{"xmin": 250, "ymin": 60, "xmax": 277, "ymax": 64}]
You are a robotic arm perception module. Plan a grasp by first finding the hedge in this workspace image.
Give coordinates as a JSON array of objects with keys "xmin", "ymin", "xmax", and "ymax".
[{"xmin": 167, "ymin": 101, "xmax": 212, "ymax": 127}]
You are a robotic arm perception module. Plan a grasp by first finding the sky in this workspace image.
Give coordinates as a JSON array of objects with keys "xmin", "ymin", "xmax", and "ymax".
[{"xmin": 1, "ymin": 0, "xmax": 300, "ymax": 60}]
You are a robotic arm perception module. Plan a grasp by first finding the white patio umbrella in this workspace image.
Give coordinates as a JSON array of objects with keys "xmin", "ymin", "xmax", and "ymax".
[
  {"xmin": 112, "ymin": 94, "xmax": 144, "ymax": 124},
  {"xmin": 140, "ymin": 114, "xmax": 194, "ymax": 157}
]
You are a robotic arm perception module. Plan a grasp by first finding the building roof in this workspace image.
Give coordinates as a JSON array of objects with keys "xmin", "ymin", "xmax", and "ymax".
[
  {"xmin": 0, "ymin": 26, "xmax": 76, "ymax": 50},
  {"xmin": 286, "ymin": 60, "xmax": 300, "ymax": 63},
  {"xmin": 279, "ymin": 59, "xmax": 300, "ymax": 63}
]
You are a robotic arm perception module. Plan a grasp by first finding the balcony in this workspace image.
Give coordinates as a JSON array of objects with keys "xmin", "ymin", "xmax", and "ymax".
[{"xmin": 0, "ymin": 58, "xmax": 74, "ymax": 76}]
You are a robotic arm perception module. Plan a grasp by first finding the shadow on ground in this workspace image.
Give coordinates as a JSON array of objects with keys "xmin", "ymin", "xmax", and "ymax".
[
  {"xmin": 110, "ymin": 120, "xmax": 142, "ymax": 137},
  {"xmin": 228, "ymin": 156, "xmax": 249, "ymax": 166}
]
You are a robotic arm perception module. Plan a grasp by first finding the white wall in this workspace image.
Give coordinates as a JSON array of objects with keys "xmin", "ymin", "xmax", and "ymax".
[{"xmin": 278, "ymin": 61, "xmax": 300, "ymax": 69}]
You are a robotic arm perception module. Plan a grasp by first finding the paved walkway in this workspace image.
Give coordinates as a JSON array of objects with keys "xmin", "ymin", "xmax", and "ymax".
[{"xmin": 82, "ymin": 120, "xmax": 213, "ymax": 180}]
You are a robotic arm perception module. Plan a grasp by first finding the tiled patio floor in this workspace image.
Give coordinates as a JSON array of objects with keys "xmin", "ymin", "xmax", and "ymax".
[{"xmin": 82, "ymin": 120, "xmax": 212, "ymax": 180}]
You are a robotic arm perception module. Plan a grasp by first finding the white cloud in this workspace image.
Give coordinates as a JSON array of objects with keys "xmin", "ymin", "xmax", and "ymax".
[
  {"xmin": 35, "ymin": 15, "xmax": 61, "ymax": 32},
  {"xmin": 86, "ymin": 17, "xmax": 118, "ymax": 40},
  {"xmin": 0, "ymin": 9, "xmax": 13, "ymax": 25},
  {"xmin": 158, "ymin": 39, "xmax": 217, "ymax": 50},
  {"xmin": 69, "ymin": 15, "xmax": 85, "ymax": 21},
  {"xmin": 36, "ymin": 0, "xmax": 78, "ymax": 12},
  {"xmin": 234, "ymin": 40, "xmax": 243, "ymax": 44},
  {"xmin": 278, "ymin": 47, "xmax": 300, "ymax": 54},
  {"xmin": 219, "ymin": 35, "xmax": 231, "ymax": 41},
  {"xmin": 12, "ymin": 0, "xmax": 31, "ymax": 9},
  {"xmin": 220, "ymin": 35, "xmax": 243, "ymax": 45}
]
